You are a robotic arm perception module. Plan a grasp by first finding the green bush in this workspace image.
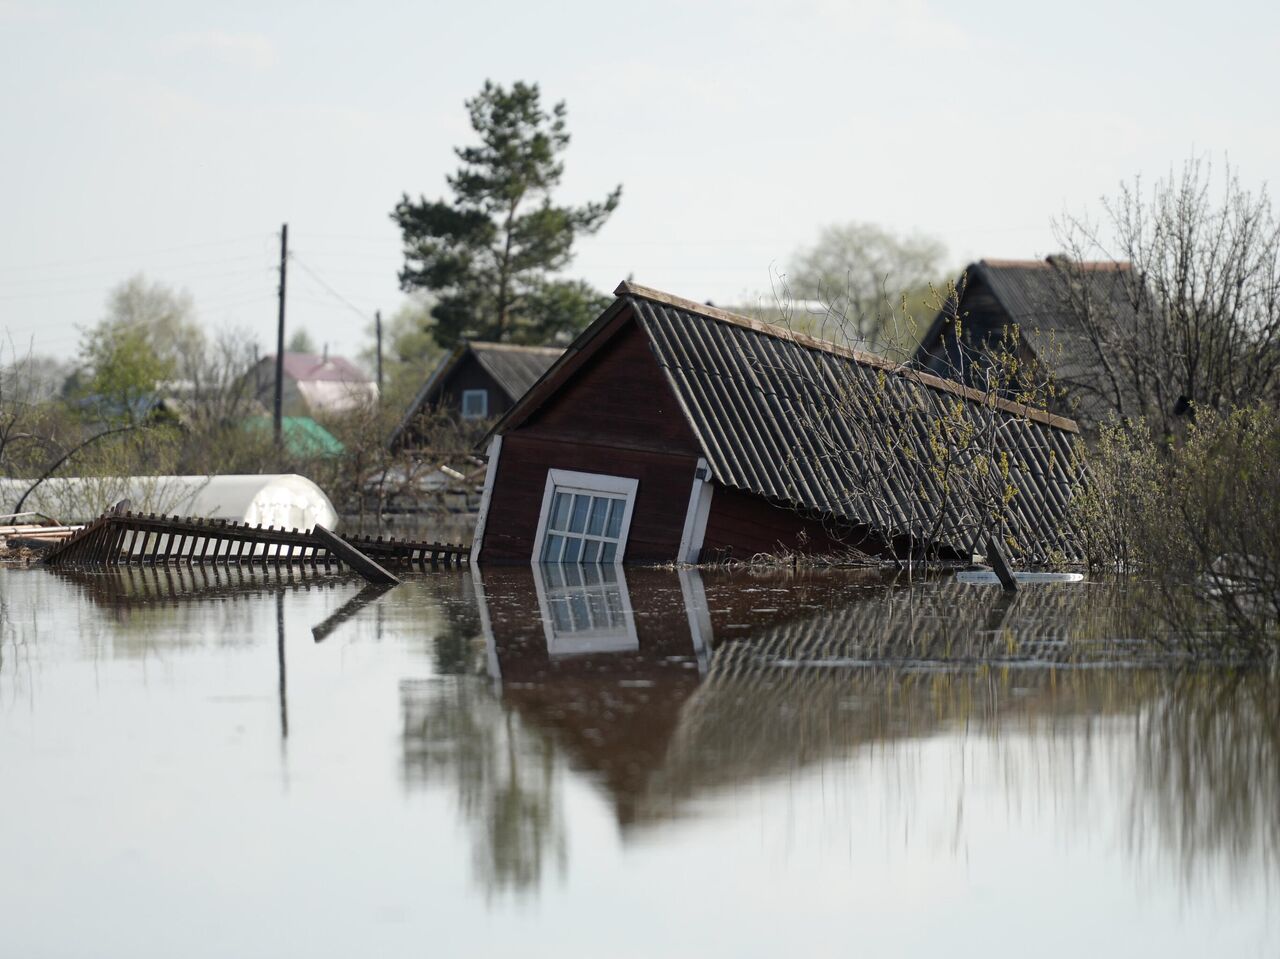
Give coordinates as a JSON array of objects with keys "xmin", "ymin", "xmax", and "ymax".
[{"xmin": 1072, "ymin": 405, "xmax": 1280, "ymax": 656}]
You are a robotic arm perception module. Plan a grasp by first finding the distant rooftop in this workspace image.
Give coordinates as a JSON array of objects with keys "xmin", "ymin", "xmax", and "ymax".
[{"xmin": 265, "ymin": 352, "xmax": 372, "ymax": 384}]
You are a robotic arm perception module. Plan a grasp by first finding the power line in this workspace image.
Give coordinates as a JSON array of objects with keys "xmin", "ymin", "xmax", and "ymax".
[
  {"xmin": 0, "ymin": 254, "xmax": 272, "ymax": 291},
  {"xmin": 0, "ymin": 267, "xmax": 274, "ymax": 301},
  {"xmin": 0, "ymin": 233, "xmax": 272, "ymax": 276},
  {"xmin": 289, "ymin": 253, "xmax": 376, "ymax": 323}
]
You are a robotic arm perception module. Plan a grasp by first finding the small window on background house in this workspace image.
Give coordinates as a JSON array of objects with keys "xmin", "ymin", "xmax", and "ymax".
[
  {"xmin": 533, "ymin": 470, "xmax": 638, "ymax": 565},
  {"xmin": 461, "ymin": 389, "xmax": 488, "ymax": 419}
]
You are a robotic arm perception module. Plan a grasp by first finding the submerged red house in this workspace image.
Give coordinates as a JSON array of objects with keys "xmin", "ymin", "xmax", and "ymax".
[{"xmin": 471, "ymin": 282, "xmax": 1085, "ymax": 567}]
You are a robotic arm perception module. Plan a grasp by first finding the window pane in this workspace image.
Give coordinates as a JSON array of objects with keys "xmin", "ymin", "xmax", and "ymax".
[
  {"xmin": 568, "ymin": 495, "xmax": 589, "ymax": 533},
  {"xmin": 587, "ymin": 497, "xmax": 609, "ymax": 536},
  {"xmin": 541, "ymin": 534, "xmax": 564, "ymax": 562},
  {"xmin": 562, "ymin": 537, "xmax": 582, "ymax": 563},
  {"xmin": 605, "ymin": 498, "xmax": 624, "ymax": 539},
  {"xmin": 581, "ymin": 539, "xmax": 601, "ymax": 563},
  {"xmin": 600, "ymin": 541, "xmax": 617, "ymax": 563},
  {"xmin": 549, "ymin": 492, "xmax": 571, "ymax": 531}
]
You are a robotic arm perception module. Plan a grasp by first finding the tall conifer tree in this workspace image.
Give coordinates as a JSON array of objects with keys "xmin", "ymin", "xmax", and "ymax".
[{"xmin": 392, "ymin": 81, "xmax": 621, "ymax": 347}]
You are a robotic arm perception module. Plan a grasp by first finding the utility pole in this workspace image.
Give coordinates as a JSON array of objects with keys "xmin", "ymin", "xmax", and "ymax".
[
  {"xmin": 375, "ymin": 309, "xmax": 384, "ymax": 395},
  {"xmin": 273, "ymin": 223, "xmax": 288, "ymax": 447}
]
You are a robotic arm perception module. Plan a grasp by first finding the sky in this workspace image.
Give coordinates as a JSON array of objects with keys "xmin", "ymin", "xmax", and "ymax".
[{"xmin": 2, "ymin": 0, "xmax": 1277, "ymax": 369}]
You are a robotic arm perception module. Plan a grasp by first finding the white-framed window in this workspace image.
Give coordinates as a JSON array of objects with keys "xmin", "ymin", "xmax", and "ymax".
[
  {"xmin": 532, "ymin": 469, "xmax": 638, "ymax": 565},
  {"xmin": 460, "ymin": 389, "xmax": 489, "ymax": 419},
  {"xmin": 533, "ymin": 563, "xmax": 638, "ymax": 657}
]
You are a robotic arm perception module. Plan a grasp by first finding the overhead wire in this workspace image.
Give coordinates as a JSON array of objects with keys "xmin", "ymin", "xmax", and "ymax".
[
  {"xmin": 0, "ymin": 233, "xmax": 273, "ymax": 277},
  {"xmin": 288, "ymin": 252, "xmax": 377, "ymax": 323}
]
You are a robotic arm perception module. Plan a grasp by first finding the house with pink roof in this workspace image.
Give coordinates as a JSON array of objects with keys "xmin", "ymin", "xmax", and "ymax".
[{"xmin": 248, "ymin": 351, "xmax": 378, "ymax": 419}]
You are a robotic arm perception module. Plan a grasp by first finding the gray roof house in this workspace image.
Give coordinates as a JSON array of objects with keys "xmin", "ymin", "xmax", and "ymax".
[
  {"xmin": 913, "ymin": 257, "xmax": 1141, "ymax": 427},
  {"xmin": 390, "ymin": 341, "xmax": 562, "ymax": 451}
]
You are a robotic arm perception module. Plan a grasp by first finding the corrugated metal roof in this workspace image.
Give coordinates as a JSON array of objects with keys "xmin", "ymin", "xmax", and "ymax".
[
  {"xmin": 618, "ymin": 283, "xmax": 1085, "ymax": 563},
  {"xmin": 977, "ymin": 258, "xmax": 1138, "ymax": 339},
  {"xmin": 468, "ymin": 342, "xmax": 563, "ymax": 401}
]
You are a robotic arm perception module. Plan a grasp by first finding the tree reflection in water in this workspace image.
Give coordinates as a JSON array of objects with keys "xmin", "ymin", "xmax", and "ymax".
[
  {"xmin": 1130, "ymin": 671, "xmax": 1280, "ymax": 887},
  {"xmin": 401, "ymin": 675, "xmax": 565, "ymax": 899}
]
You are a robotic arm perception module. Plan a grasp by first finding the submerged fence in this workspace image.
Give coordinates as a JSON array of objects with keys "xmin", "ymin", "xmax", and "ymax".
[{"xmin": 42, "ymin": 510, "xmax": 469, "ymax": 578}]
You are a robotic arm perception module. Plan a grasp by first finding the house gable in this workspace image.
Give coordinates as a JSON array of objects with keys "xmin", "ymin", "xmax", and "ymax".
[
  {"xmin": 520, "ymin": 311, "xmax": 702, "ymax": 457},
  {"xmin": 478, "ymin": 312, "xmax": 704, "ymax": 564}
]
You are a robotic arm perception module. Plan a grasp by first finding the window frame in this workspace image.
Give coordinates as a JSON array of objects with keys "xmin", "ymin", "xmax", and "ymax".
[
  {"xmin": 460, "ymin": 389, "xmax": 489, "ymax": 420},
  {"xmin": 531, "ymin": 469, "xmax": 639, "ymax": 566}
]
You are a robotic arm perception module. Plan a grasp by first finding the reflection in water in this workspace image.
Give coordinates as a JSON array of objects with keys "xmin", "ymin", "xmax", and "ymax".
[
  {"xmin": 401, "ymin": 676, "xmax": 565, "ymax": 898},
  {"xmin": 3, "ymin": 563, "xmax": 1278, "ymax": 952},
  {"xmin": 310, "ymin": 583, "xmax": 395, "ymax": 643},
  {"xmin": 47, "ymin": 565, "xmax": 368, "ymax": 745},
  {"xmin": 535, "ymin": 564, "xmax": 636, "ymax": 657},
  {"xmin": 402, "ymin": 565, "xmax": 1280, "ymax": 901},
  {"xmin": 1132, "ymin": 672, "xmax": 1280, "ymax": 884},
  {"xmin": 50, "ymin": 564, "xmax": 350, "ymax": 659},
  {"xmin": 277, "ymin": 589, "xmax": 288, "ymax": 741}
]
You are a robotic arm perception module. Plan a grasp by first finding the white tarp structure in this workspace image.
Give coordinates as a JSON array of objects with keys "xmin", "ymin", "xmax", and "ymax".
[{"xmin": 0, "ymin": 474, "xmax": 338, "ymax": 530}]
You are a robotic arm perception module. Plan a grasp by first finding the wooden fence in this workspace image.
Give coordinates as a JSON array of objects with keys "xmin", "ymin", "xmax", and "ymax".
[{"xmin": 42, "ymin": 510, "xmax": 470, "ymax": 575}]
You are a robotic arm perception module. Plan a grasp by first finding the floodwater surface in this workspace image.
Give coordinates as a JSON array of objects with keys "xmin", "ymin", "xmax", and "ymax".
[{"xmin": 0, "ymin": 565, "xmax": 1276, "ymax": 958}]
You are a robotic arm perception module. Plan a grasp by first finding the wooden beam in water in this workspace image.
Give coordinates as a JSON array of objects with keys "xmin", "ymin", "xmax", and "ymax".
[{"xmin": 310, "ymin": 525, "xmax": 401, "ymax": 586}]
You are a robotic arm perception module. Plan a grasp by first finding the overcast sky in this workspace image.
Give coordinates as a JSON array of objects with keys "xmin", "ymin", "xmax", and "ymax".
[{"xmin": 2, "ymin": 0, "xmax": 1277, "ymax": 367}]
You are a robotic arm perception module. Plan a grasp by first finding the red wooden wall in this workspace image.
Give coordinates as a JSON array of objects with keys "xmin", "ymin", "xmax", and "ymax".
[{"xmin": 478, "ymin": 316, "xmax": 702, "ymax": 564}]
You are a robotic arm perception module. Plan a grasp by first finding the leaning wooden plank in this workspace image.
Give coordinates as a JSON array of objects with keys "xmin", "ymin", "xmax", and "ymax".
[{"xmin": 310, "ymin": 525, "xmax": 400, "ymax": 586}]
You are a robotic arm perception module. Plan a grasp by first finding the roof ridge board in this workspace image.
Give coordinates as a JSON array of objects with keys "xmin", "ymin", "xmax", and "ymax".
[
  {"xmin": 979, "ymin": 257, "xmax": 1132, "ymax": 274},
  {"xmin": 615, "ymin": 281, "xmax": 1079, "ymax": 434},
  {"xmin": 467, "ymin": 341, "xmax": 564, "ymax": 354}
]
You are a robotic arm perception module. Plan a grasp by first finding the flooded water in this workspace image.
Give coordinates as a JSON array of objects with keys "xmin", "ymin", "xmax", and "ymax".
[{"xmin": 1, "ymin": 564, "xmax": 1277, "ymax": 957}]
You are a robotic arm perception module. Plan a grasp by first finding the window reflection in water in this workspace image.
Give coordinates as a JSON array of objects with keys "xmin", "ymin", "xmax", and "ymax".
[{"xmin": 534, "ymin": 563, "xmax": 637, "ymax": 657}]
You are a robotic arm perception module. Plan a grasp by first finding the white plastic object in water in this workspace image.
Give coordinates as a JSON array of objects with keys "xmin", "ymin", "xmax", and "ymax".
[
  {"xmin": 954, "ymin": 571, "xmax": 1085, "ymax": 585},
  {"xmin": 0, "ymin": 474, "xmax": 337, "ymax": 530}
]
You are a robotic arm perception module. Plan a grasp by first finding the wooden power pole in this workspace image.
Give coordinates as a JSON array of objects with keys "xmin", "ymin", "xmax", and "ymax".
[
  {"xmin": 273, "ymin": 223, "xmax": 288, "ymax": 446},
  {"xmin": 375, "ymin": 309, "xmax": 384, "ymax": 394}
]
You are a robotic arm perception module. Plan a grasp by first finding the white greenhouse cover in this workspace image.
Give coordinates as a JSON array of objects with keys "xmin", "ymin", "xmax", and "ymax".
[{"xmin": 0, "ymin": 474, "xmax": 338, "ymax": 530}]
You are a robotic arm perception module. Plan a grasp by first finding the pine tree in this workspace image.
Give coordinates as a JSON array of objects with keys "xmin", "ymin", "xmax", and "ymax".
[{"xmin": 391, "ymin": 81, "xmax": 620, "ymax": 347}]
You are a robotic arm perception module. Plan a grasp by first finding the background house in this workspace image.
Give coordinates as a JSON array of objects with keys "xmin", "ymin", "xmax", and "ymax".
[
  {"xmin": 390, "ymin": 341, "xmax": 562, "ymax": 451},
  {"xmin": 248, "ymin": 351, "xmax": 378, "ymax": 419},
  {"xmin": 471, "ymin": 282, "xmax": 1085, "ymax": 567},
  {"xmin": 912, "ymin": 257, "xmax": 1140, "ymax": 427}
]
